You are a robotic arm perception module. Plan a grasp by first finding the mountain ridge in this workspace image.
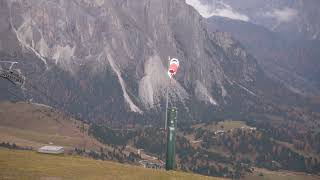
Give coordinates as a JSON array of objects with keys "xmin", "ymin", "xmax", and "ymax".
[{"xmin": 0, "ymin": 0, "xmax": 280, "ymax": 125}]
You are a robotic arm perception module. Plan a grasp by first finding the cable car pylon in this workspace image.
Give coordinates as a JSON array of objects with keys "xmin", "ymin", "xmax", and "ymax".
[{"xmin": 165, "ymin": 57, "xmax": 179, "ymax": 171}]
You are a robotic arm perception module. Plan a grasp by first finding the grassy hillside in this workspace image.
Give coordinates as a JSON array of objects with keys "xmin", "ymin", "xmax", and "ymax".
[
  {"xmin": 0, "ymin": 101, "xmax": 104, "ymax": 151},
  {"xmin": 193, "ymin": 120, "xmax": 250, "ymax": 132},
  {"xmin": 244, "ymin": 168, "xmax": 319, "ymax": 180},
  {"xmin": 0, "ymin": 148, "xmax": 225, "ymax": 180}
]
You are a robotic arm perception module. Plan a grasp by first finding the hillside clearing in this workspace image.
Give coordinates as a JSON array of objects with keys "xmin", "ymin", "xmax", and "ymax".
[
  {"xmin": 0, "ymin": 101, "xmax": 105, "ymax": 151},
  {"xmin": 244, "ymin": 168, "xmax": 320, "ymax": 180}
]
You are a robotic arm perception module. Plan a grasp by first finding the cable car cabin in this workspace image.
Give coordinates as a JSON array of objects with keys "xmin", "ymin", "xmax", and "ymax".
[
  {"xmin": 168, "ymin": 58, "xmax": 180, "ymax": 78},
  {"xmin": 0, "ymin": 69, "xmax": 25, "ymax": 86}
]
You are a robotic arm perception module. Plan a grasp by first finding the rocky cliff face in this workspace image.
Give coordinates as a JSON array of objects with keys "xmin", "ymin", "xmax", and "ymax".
[{"xmin": 0, "ymin": 0, "xmax": 285, "ymax": 125}]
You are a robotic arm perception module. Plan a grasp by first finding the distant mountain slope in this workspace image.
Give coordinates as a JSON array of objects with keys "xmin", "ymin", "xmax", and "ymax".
[{"xmin": 206, "ymin": 16, "xmax": 320, "ymax": 96}]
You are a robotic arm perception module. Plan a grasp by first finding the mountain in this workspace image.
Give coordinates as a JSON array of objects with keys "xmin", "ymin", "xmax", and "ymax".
[
  {"xmin": 0, "ymin": 0, "xmax": 282, "ymax": 125},
  {"xmin": 206, "ymin": 17, "xmax": 320, "ymax": 96},
  {"xmin": 186, "ymin": 0, "xmax": 320, "ymax": 40},
  {"xmin": 1, "ymin": 1, "xmax": 320, "ymax": 178}
]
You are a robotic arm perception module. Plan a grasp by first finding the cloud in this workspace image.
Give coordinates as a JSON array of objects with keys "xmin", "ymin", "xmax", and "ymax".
[
  {"xmin": 265, "ymin": 8, "xmax": 298, "ymax": 23},
  {"xmin": 209, "ymin": 5, "xmax": 250, "ymax": 22},
  {"xmin": 185, "ymin": 0, "xmax": 249, "ymax": 21},
  {"xmin": 185, "ymin": 0, "xmax": 212, "ymax": 18}
]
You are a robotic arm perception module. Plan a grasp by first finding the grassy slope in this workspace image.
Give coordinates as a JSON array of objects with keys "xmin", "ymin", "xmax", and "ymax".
[
  {"xmin": 244, "ymin": 168, "xmax": 319, "ymax": 180},
  {"xmin": 1, "ymin": 102, "xmax": 317, "ymax": 180},
  {"xmin": 0, "ymin": 101, "xmax": 104, "ymax": 151},
  {"xmin": 193, "ymin": 120, "xmax": 249, "ymax": 132},
  {"xmin": 0, "ymin": 148, "xmax": 225, "ymax": 180}
]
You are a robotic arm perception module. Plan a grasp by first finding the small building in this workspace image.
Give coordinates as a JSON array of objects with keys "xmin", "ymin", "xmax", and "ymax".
[
  {"xmin": 137, "ymin": 149, "xmax": 144, "ymax": 156},
  {"xmin": 249, "ymin": 127, "xmax": 257, "ymax": 131},
  {"xmin": 139, "ymin": 160, "xmax": 164, "ymax": 169},
  {"xmin": 38, "ymin": 146, "xmax": 64, "ymax": 154},
  {"xmin": 214, "ymin": 130, "xmax": 225, "ymax": 135}
]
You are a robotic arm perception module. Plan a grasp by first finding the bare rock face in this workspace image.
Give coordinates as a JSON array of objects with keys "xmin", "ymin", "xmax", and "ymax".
[{"xmin": 0, "ymin": 0, "xmax": 273, "ymax": 124}]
